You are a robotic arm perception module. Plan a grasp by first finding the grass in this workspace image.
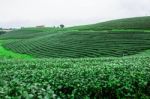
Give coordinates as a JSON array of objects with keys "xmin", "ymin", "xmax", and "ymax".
[
  {"xmin": 134, "ymin": 49, "xmax": 150, "ymax": 56},
  {"xmin": 0, "ymin": 41, "xmax": 32, "ymax": 59}
]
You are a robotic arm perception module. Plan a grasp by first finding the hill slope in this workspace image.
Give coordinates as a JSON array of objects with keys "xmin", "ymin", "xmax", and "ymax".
[
  {"xmin": 0, "ymin": 28, "xmax": 62, "ymax": 39},
  {"xmin": 72, "ymin": 16, "xmax": 150, "ymax": 31},
  {"xmin": 1, "ymin": 17, "xmax": 150, "ymax": 98},
  {"xmin": 1, "ymin": 16, "xmax": 150, "ymax": 58},
  {"xmin": 2, "ymin": 30, "xmax": 150, "ymax": 58}
]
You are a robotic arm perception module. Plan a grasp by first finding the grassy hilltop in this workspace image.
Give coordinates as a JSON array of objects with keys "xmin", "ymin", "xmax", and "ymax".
[{"xmin": 0, "ymin": 16, "xmax": 150, "ymax": 98}]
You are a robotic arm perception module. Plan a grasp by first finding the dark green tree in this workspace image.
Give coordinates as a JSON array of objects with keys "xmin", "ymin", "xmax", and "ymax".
[{"xmin": 60, "ymin": 24, "xmax": 64, "ymax": 28}]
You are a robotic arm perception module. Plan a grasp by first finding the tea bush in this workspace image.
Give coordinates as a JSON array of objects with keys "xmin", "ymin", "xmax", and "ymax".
[{"xmin": 0, "ymin": 57, "xmax": 150, "ymax": 98}]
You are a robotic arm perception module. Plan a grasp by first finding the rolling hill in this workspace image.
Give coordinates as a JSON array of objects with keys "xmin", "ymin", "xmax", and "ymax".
[
  {"xmin": 0, "ymin": 28, "xmax": 63, "ymax": 39},
  {"xmin": 1, "ymin": 16, "xmax": 150, "ymax": 98},
  {"xmin": 1, "ymin": 16, "xmax": 150, "ymax": 58},
  {"xmin": 2, "ymin": 30, "xmax": 150, "ymax": 58},
  {"xmin": 71, "ymin": 16, "xmax": 150, "ymax": 31}
]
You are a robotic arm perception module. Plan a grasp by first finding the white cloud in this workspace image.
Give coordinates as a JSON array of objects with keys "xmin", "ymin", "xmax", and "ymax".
[{"xmin": 0, "ymin": 0, "xmax": 150, "ymax": 28}]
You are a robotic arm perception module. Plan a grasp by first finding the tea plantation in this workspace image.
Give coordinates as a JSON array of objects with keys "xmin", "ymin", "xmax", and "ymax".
[
  {"xmin": 2, "ymin": 31, "xmax": 150, "ymax": 58},
  {"xmin": 72, "ymin": 16, "xmax": 150, "ymax": 31},
  {"xmin": 0, "ymin": 16, "xmax": 150, "ymax": 98},
  {"xmin": 0, "ymin": 57, "xmax": 150, "ymax": 98}
]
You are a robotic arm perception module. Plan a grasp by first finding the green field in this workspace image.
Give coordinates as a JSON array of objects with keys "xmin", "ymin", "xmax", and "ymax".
[
  {"xmin": 1, "ymin": 57, "xmax": 150, "ymax": 98},
  {"xmin": 0, "ymin": 41, "xmax": 32, "ymax": 59},
  {"xmin": 71, "ymin": 16, "xmax": 150, "ymax": 31},
  {"xmin": 0, "ymin": 16, "xmax": 150, "ymax": 98}
]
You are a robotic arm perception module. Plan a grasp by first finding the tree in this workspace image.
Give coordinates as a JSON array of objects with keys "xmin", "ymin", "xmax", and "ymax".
[
  {"xmin": 60, "ymin": 24, "xmax": 64, "ymax": 28},
  {"xmin": 0, "ymin": 31, "xmax": 5, "ymax": 35}
]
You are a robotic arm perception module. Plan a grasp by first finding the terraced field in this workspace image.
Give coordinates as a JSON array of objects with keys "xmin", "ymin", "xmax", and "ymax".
[
  {"xmin": 1, "ymin": 16, "xmax": 150, "ymax": 58},
  {"xmin": 0, "ymin": 28, "xmax": 63, "ymax": 39},
  {"xmin": 1, "ymin": 16, "xmax": 150, "ymax": 98},
  {"xmin": 2, "ymin": 31, "xmax": 150, "ymax": 58}
]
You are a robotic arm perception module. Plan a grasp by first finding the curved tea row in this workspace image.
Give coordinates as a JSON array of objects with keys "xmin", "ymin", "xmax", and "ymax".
[{"xmin": 3, "ymin": 31, "xmax": 150, "ymax": 58}]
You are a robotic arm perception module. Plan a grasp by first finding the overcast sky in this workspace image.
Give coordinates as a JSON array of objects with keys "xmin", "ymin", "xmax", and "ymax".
[{"xmin": 0, "ymin": 0, "xmax": 150, "ymax": 28}]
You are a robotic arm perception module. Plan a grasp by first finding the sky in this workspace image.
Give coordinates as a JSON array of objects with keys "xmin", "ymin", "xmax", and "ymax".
[{"xmin": 0, "ymin": 0, "xmax": 150, "ymax": 28}]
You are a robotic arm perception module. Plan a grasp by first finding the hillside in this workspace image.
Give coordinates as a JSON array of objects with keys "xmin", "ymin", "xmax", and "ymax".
[
  {"xmin": 0, "ymin": 28, "xmax": 64, "ymax": 39},
  {"xmin": 1, "ymin": 16, "xmax": 150, "ymax": 58},
  {"xmin": 72, "ymin": 16, "xmax": 150, "ymax": 31},
  {"xmin": 1, "ymin": 16, "xmax": 150, "ymax": 98},
  {"xmin": 2, "ymin": 30, "xmax": 150, "ymax": 58}
]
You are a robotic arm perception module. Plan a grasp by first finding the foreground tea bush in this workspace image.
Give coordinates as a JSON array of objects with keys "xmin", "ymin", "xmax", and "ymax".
[{"xmin": 0, "ymin": 57, "xmax": 150, "ymax": 98}]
